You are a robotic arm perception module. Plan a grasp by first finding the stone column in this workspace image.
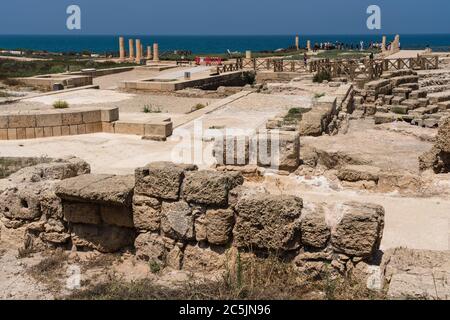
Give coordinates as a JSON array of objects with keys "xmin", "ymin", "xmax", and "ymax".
[
  {"xmin": 295, "ymin": 35, "xmax": 299, "ymax": 50},
  {"xmin": 119, "ymin": 36, "xmax": 125, "ymax": 60},
  {"xmin": 135, "ymin": 39, "xmax": 142, "ymax": 62},
  {"xmin": 147, "ymin": 46, "xmax": 152, "ymax": 59},
  {"xmin": 153, "ymin": 43, "xmax": 159, "ymax": 62},
  {"xmin": 381, "ymin": 36, "xmax": 387, "ymax": 52},
  {"xmin": 391, "ymin": 34, "xmax": 400, "ymax": 53},
  {"xmin": 307, "ymin": 40, "xmax": 311, "ymax": 52},
  {"xmin": 245, "ymin": 50, "xmax": 252, "ymax": 59},
  {"xmin": 129, "ymin": 39, "xmax": 135, "ymax": 60}
]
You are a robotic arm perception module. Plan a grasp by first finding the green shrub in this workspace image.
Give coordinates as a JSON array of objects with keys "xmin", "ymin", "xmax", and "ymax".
[
  {"xmin": 191, "ymin": 103, "xmax": 206, "ymax": 112},
  {"xmin": 53, "ymin": 100, "xmax": 69, "ymax": 109},
  {"xmin": 242, "ymin": 72, "xmax": 256, "ymax": 85},
  {"xmin": 314, "ymin": 92, "xmax": 326, "ymax": 99},
  {"xmin": 149, "ymin": 260, "xmax": 161, "ymax": 274},
  {"xmin": 313, "ymin": 70, "xmax": 331, "ymax": 83}
]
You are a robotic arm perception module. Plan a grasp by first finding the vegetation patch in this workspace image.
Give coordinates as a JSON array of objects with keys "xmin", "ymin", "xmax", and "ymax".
[
  {"xmin": 53, "ymin": 100, "xmax": 69, "ymax": 109},
  {"xmin": 313, "ymin": 70, "xmax": 332, "ymax": 83},
  {"xmin": 66, "ymin": 254, "xmax": 385, "ymax": 300},
  {"xmin": 0, "ymin": 58, "xmax": 136, "ymax": 79},
  {"xmin": 143, "ymin": 104, "xmax": 162, "ymax": 113}
]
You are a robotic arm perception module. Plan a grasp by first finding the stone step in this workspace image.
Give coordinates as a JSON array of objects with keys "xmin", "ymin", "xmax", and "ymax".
[{"xmin": 428, "ymin": 90, "xmax": 450, "ymax": 104}]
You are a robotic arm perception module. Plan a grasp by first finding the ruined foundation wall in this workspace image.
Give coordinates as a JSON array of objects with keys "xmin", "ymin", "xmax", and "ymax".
[{"xmin": 0, "ymin": 161, "xmax": 385, "ymax": 275}]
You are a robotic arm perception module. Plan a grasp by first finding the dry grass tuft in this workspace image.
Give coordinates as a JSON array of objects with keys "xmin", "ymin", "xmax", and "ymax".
[{"xmin": 66, "ymin": 253, "xmax": 386, "ymax": 300}]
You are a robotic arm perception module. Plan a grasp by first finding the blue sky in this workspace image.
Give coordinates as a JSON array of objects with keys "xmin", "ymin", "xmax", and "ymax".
[{"xmin": 0, "ymin": 0, "xmax": 449, "ymax": 35}]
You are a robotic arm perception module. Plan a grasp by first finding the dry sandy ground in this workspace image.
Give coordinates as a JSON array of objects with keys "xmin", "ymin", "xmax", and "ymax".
[{"xmin": 0, "ymin": 92, "xmax": 306, "ymax": 171}]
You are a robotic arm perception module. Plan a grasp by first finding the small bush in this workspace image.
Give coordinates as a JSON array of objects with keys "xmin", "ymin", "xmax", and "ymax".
[
  {"xmin": 314, "ymin": 92, "xmax": 325, "ymax": 99},
  {"xmin": 191, "ymin": 103, "xmax": 206, "ymax": 112},
  {"xmin": 283, "ymin": 107, "xmax": 304, "ymax": 124},
  {"xmin": 149, "ymin": 260, "xmax": 161, "ymax": 274},
  {"xmin": 143, "ymin": 104, "xmax": 161, "ymax": 113},
  {"xmin": 242, "ymin": 72, "xmax": 256, "ymax": 85},
  {"xmin": 53, "ymin": 100, "xmax": 69, "ymax": 109},
  {"xmin": 313, "ymin": 70, "xmax": 331, "ymax": 83}
]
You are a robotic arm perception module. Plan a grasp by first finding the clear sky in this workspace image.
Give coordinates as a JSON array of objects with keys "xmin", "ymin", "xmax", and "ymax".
[{"xmin": 0, "ymin": 0, "xmax": 449, "ymax": 35}]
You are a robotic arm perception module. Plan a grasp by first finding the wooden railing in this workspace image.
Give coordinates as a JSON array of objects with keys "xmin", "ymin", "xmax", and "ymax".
[
  {"xmin": 240, "ymin": 55, "xmax": 438, "ymax": 79},
  {"xmin": 216, "ymin": 58, "xmax": 244, "ymax": 74},
  {"xmin": 377, "ymin": 56, "xmax": 439, "ymax": 71},
  {"xmin": 309, "ymin": 58, "xmax": 384, "ymax": 80}
]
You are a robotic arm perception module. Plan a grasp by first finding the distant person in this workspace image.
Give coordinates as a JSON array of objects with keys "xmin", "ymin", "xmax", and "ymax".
[
  {"xmin": 369, "ymin": 52, "xmax": 374, "ymax": 60},
  {"xmin": 303, "ymin": 52, "xmax": 308, "ymax": 67}
]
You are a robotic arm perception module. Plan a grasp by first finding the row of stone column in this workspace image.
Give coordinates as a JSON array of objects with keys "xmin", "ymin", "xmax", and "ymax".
[
  {"xmin": 381, "ymin": 34, "xmax": 400, "ymax": 53},
  {"xmin": 119, "ymin": 37, "xmax": 159, "ymax": 63}
]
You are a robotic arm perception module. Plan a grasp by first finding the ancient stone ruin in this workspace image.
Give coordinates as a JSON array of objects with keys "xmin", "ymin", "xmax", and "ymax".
[{"xmin": 0, "ymin": 159, "xmax": 385, "ymax": 276}]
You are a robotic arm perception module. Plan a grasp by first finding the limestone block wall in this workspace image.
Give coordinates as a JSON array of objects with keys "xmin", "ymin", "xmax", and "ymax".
[
  {"xmin": 0, "ymin": 160, "xmax": 385, "ymax": 275},
  {"xmin": 17, "ymin": 74, "xmax": 93, "ymax": 91},
  {"xmin": 131, "ymin": 162, "xmax": 385, "ymax": 273},
  {"xmin": 0, "ymin": 157, "xmax": 91, "ymax": 248},
  {"xmin": 0, "ymin": 107, "xmax": 119, "ymax": 140}
]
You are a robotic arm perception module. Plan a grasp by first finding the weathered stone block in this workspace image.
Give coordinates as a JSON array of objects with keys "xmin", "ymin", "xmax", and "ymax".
[
  {"xmin": 337, "ymin": 165, "xmax": 381, "ymax": 182},
  {"xmin": 144, "ymin": 121, "xmax": 173, "ymax": 137},
  {"xmin": 36, "ymin": 113, "xmax": 62, "ymax": 127},
  {"xmin": 257, "ymin": 131, "xmax": 300, "ymax": 171},
  {"xmin": 8, "ymin": 114, "xmax": 36, "ymax": 128},
  {"xmin": 182, "ymin": 244, "xmax": 227, "ymax": 272},
  {"xmin": 160, "ymin": 200, "xmax": 194, "ymax": 240},
  {"xmin": 213, "ymin": 135, "xmax": 250, "ymax": 166},
  {"xmin": 205, "ymin": 208, "xmax": 234, "ymax": 245},
  {"xmin": 82, "ymin": 110, "xmax": 101, "ymax": 124},
  {"xmin": 0, "ymin": 115, "xmax": 8, "ymax": 129},
  {"xmin": 114, "ymin": 121, "xmax": 145, "ymax": 135},
  {"xmin": 43, "ymin": 127, "xmax": 53, "ymax": 137},
  {"xmin": 233, "ymin": 193, "xmax": 303, "ymax": 251},
  {"xmin": 62, "ymin": 112, "xmax": 83, "ymax": 126},
  {"xmin": 52, "ymin": 126, "xmax": 62, "ymax": 137},
  {"xmin": 0, "ymin": 129, "xmax": 7, "ymax": 140},
  {"xmin": 132, "ymin": 194, "xmax": 162, "ymax": 231},
  {"xmin": 85, "ymin": 122, "xmax": 102, "ymax": 134},
  {"xmin": 71, "ymin": 223, "xmax": 135, "ymax": 253},
  {"xmin": 182, "ymin": 170, "xmax": 243, "ymax": 206},
  {"xmin": 25, "ymin": 128, "xmax": 35, "ymax": 139},
  {"xmin": 135, "ymin": 162, "xmax": 197, "ymax": 200},
  {"xmin": 300, "ymin": 205, "xmax": 330, "ymax": 248},
  {"xmin": 7, "ymin": 128, "xmax": 17, "ymax": 140},
  {"xmin": 100, "ymin": 108, "xmax": 119, "ymax": 122},
  {"xmin": 35, "ymin": 127, "xmax": 44, "ymax": 138},
  {"xmin": 77, "ymin": 124, "xmax": 86, "ymax": 134},
  {"xmin": 331, "ymin": 201, "xmax": 384, "ymax": 257},
  {"xmin": 55, "ymin": 174, "xmax": 135, "ymax": 206},
  {"xmin": 62, "ymin": 201, "xmax": 101, "ymax": 224},
  {"xmin": 16, "ymin": 128, "xmax": 26, "ymax": 139},
  {"xmin": 134, "ymin": 232, "xmax": 176, "ymax": 262},
  {"xmin": 100, "ymin": 205, "xmax": 134, "ymax": 228}
]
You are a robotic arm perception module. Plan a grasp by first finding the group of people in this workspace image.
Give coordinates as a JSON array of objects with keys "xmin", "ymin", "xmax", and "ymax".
[{"xmin": 310, "ymin": 40, "xmax": 398, "ymax": 52}]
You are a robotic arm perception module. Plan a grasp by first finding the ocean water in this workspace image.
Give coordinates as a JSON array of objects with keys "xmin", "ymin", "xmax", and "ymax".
[{"xmin": 0, "ymin": 34, "xmax": 450, "ymax": 54}]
